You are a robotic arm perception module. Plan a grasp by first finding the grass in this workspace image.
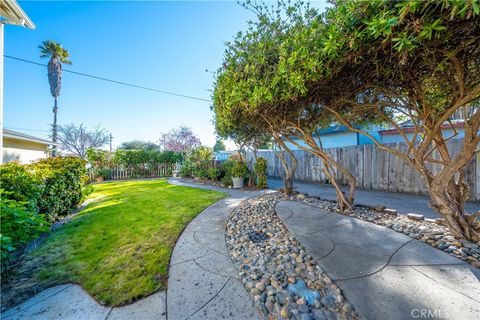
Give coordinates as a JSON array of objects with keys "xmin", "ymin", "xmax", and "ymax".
[{"xmin": 28, "ymin": 179, "xmax": 225, "ymax": 306}]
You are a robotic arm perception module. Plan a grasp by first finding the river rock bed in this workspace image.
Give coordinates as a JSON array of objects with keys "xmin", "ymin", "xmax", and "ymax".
[
  {"xmin": 226, "ymin": 193, "xmax": 359, "ymax": 320},
  {"xmin": 297, "ymin": 194, "xmax": 480, "ymax": 269}
]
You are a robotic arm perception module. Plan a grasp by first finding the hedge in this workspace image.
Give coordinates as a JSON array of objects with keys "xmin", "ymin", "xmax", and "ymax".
[{"xmin": 0, "ymin": 157, "xmax": 89, "ymax": 265}]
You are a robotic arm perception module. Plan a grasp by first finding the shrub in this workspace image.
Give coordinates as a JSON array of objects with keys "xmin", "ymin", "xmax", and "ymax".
[
  {"xmin": 193, "ymin": 167, "xmax": 207, "ymax": 180},
  {"xmin": 0, "ymin": 162, "xmax": 43, "ymax": 213},
  {"xmin": 0, "ymin": 190, "xmax": 50, "ymax": 264},
  {"xmin": 254, "ymin": 157, "xmax": 268, "ymax": 188},
  {"xmin": 221, "ymin": 175, "xmax": 232, "ymax": 187},
  {"xmin": 95, "ymin": 168, "xmax": 111, "ymax": 179},
  {"xmin": 231, "ymin": 161, "xmax": 248, "ymax": 178},
  {"xmin": 207, "ymin": 168, "xmax": 221, "ymax": 180},
  {"xmin": 179, "ymin": 162, "xmax": 194, "ymax": 178},
  {"xmin": 33, "ymin": 157, "xmax": 88, "ymax": 221}
]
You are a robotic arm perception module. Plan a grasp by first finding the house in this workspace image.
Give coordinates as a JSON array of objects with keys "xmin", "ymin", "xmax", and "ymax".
[
  {"xmin": 379, "ymin": 120, "xmax": 466, "ymax": 144},
  {"xmin": 2, "ymin": 129, "xmax": 58, "ymax": 163},
  {"xmin": 214, "ymin": 150, "xmax": 237, "ymax": 161},
  {"xmin": 283, "ymin": 125, "xmax": 383, "ymax": 150},
  {"xmin": 1, "ymin": 0, "xmax": 36, "ymax": 163}
]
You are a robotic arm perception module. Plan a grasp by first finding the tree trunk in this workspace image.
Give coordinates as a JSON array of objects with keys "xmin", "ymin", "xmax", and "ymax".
[
  {"xmin": 273, "ymin": 139, "xmax": 298, "ymax": 196},
  {"xmin": 283, "ymin": 174, "xmax": 294, "ymax": 196},
  {"xmin": 51, "ymin": 97, "xmax": 58, "ymax": 157},
  {"xmin": 428, "ymin": 177, "xmax": 480, "ymax": 242}
]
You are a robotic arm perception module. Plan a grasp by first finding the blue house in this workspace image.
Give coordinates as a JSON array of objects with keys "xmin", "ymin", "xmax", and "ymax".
[{"xmin": 283, "ymin": 125, "xmax": 383, "ymax": 150}]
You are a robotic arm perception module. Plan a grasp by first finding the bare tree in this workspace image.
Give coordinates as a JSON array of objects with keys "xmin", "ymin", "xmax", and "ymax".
[{"xmin": 57, "ymin": 123, "xmax": 110, "ymax": 158}]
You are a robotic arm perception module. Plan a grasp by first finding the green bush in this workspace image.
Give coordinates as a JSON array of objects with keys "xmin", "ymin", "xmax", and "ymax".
[
  {"xmin": 193, "ymin": 167, "xmax": 207, "ymax": 180},
  {"xmin": 221, "ymin": 175, "xmax": 232, "ymax": 187},
  {"xmin": 0, "ymin": 190, "xmax": 50, "ymax": 264},
  {"xmin": 95, "ymin": 168, "xmax": 111, "ymax": 178},
  {"xmin": 207, "ymin": 168, "xmax": 221, "ymax": 180},
  {"xmin": 33, "ymin": 157, "xmax": 88, "ymax": 221},
  {"xmin": 179, "ymin": 162, "xmax": 194, "ymax": 178},
  {"xmin": 254, "ymin": 157, "xmax": 268, "ymax": 188},
  {"xmin": 0, "ymin": 162, "xmax": 43, "ymax": 213},
  {"xmin": 231, "ymin": 161, "xmax": 248, "ymax": 178}
]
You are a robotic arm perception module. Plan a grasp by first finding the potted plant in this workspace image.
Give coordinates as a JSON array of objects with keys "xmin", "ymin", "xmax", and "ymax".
[
  {"xmin": 94, "ymin": 168, "xmax": 110, "ymax": 182},
  {"xmin": 231, "ymin": 161, "xmax": 248, "ymax": 188}
]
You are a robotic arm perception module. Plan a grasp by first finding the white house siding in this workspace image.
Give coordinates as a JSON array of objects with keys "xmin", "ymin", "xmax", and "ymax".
[{"xmin": 2, "ymin": 138, "xmax": 48, "ymax": 163}]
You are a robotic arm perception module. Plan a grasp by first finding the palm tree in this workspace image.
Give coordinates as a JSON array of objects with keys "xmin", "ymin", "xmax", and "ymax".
[{"xmin": 39, "ymin": 40, "xmax": 72, "ymax": 156}]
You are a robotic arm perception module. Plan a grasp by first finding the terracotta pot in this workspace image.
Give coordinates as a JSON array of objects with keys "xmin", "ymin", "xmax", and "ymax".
[{"xmin": 95, "ymin": 176, "xmax": 105, "ymax": 182}]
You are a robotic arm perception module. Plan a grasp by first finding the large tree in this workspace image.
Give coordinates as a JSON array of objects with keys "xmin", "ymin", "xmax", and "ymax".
[
  {"xmin": 217, "ymin": 0, "xmax": 480, "ymax": 239},
  {"xmin": 39, "ymin": 40, "xmax": 72, "ymax": 157},
  {"xmin": 58, "ymin": 123, "xmax": 109, "ymax": 158},
  {"xmin": 158, "ymin": 126, "xmax": 201, "ymax": 153},
  {"xmin": 311, "ymin": 0, "xmax": 480, "ymax": 240},
  {"xmin": 213, "ymin": 1, "xmax": 357, "ymax": 206}
]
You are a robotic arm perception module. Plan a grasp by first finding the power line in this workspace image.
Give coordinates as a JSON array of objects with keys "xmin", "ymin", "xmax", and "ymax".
[{"xmin": 5, "ymin": 55, "xmax": 213, "ymax": 103}]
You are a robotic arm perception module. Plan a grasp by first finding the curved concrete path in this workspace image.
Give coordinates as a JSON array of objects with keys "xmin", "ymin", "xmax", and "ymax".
[
  {"xmin": 276, "ymin": 200, "xmax": 480, "ymax": 320},
  {"xmin": 0, "ymin": 284, "xmax": 167, "ymax": 320},
  {"xmin": 1, "ymin": 179, "xmax": 265, "ymax": 320},
  {"xmin": 167, "ymin": 179, "xmax": 265, "ymax": 320},
  {"xmin": 268, "ymin": 178, "xmax": 480, "ymax": 219}
]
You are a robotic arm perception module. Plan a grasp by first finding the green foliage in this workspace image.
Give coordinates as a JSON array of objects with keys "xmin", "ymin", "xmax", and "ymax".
[
  {"xmin": 118, "ymin": 140, "xmax": 158, "ymax": 151},
  {"xmin": 95, "ymin": 168, "xmax": 111, "ymax": 178},
  {"xmin": 86, "ymin": 149, "xmax": 111, "ymax": 169},
  {"xmin": 0, "ymin": 162, "xmax": 43, "ymax": 213},
  {"xmin": 231, "ymin": 161, "xmax": 248, "ymax": 178},
  {"xmin": 179, "ymin": 162, "xmax": 195, "ymax": 178},
  {"xmin": 221, "ymin": 175, "xmax": 232, "ymax": 187},
  {"xmin": 1, "ymin": 190, "xmax": 50, "ymax": 264},
  {"xmin": 207, "ymin": 168, "xmax": 221, "ymax": 180},
  {"xmin": 254, "ymin": 157, "xmax": 268, "ymax": 188},
  {"xmin": 0, "ymin": 157, "xmax": 87, "ymax": 263},
  {"xmin": 193, "ymin": 167, "xmax": 207, "ymax": 179},
  {"xmin": 213, "ymin": 139, "xmax": 226, "ymax": 152},
  {"xmin": 34, "ymin": 157, "xmax": 88, "ymax": 221},
  {"xmin": 0, "ymin": 158, "xmax": 88, "ymax": 222}
]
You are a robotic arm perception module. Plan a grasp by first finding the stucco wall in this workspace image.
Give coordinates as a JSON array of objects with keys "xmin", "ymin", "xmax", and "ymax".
[{"xmin": 3, "ymin": 138, "xmax": 49, "ymax": 164}]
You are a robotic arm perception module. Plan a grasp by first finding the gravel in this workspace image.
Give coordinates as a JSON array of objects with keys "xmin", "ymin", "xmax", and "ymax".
[{"xmin": 226, "ymin": 193, "xmax": 359, "ymax": 320}]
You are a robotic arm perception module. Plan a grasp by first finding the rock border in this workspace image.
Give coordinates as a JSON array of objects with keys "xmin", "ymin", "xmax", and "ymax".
[{"xmin": 226, "ymin": 192, "xmax": 359, "ymax": 320}]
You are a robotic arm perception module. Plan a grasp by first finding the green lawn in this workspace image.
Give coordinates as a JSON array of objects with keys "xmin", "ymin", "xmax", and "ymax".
[{"xmin": 30, "ymin": 179, "xmax": 225, "ymax": 306}]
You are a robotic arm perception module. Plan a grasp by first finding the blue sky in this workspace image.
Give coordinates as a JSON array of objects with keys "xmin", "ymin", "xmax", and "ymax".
[{"xmin": 5, "ymin": 1, "xmax": 326, "ymax": 149}]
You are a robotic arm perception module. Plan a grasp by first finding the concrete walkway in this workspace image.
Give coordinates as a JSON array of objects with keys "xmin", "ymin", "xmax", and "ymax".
[
  {"xmin": 276, "ymin": 200, "xmax": 480, "ymax": 320},
  {"xmin": 167, "ymin": 179, "xmax": 265, "ymax": 320},
  {"xmin": 269, "ymin": 178, "xmax": 480, "ymax": 219},
  {"xmin": 0, "ymin": 285, "xmax": 167, "ymax": 320},
  {"xmin": 1, "ymin": 179, "xmax": 264, "ymax": 320}
]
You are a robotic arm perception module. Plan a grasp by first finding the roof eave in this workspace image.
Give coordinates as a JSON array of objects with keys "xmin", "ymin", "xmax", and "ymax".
[{"xmin": 1, "ymin": 0, "xmax": 35, "ymax": 29}]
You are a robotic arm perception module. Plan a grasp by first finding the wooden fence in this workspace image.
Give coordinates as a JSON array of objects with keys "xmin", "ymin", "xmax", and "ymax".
[
  {"xmin": 248, "ymin": 138, "xmax": 480, "ymax": 202},
  {"xmin": 88, "ymin": 163, "xmax": 175, "ymax": 182}
]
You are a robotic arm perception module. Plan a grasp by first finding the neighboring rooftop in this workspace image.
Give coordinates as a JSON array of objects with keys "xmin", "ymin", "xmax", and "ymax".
[{"xmin": 3, "ymin": 128, "xmax": 58, "ymax": 145}]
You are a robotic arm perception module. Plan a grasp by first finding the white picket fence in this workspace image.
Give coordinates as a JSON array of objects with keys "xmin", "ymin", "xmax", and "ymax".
[{"xmin": 88, "ymin": 164, "xmax": 174, "ymax": 182}]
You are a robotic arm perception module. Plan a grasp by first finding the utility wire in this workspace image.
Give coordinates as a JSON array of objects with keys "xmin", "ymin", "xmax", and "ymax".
[{"xmin": 5, "ymin": 55, "xmax": 213, "ymax": 103}]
